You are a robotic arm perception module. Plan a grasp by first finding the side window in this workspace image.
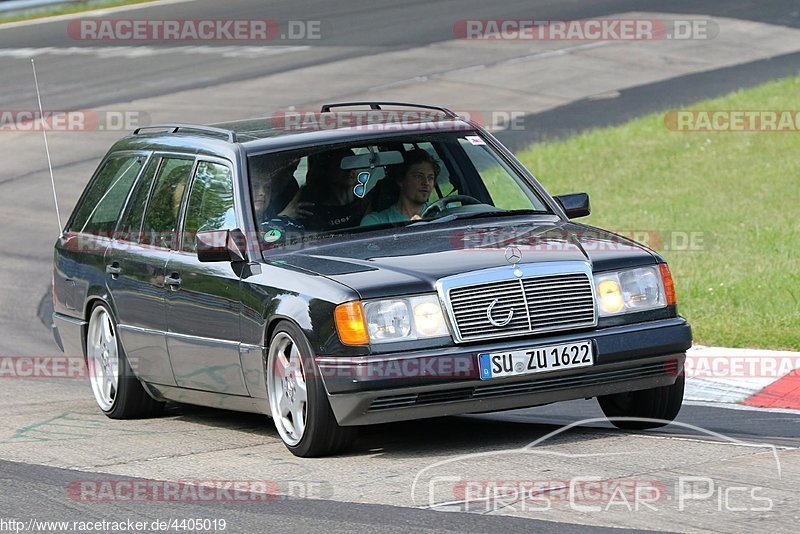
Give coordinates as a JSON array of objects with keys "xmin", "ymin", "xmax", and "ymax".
[
  {"xmin": 181, "ymin": 161, "xmax": 235, "ymax": 253},
  {"xmin": 458, "ymin": 138, "xmax": 546, "ymax": 211},
  {"xmin": 115, "ymin": 156, "xmax": 158, "ymax": 242},
  {"xmin": 141, "ymin": 157, "xmax": 194, "ymax": 249},
  {"xmin": 70, "ymin": 155, "xmax": 146, "ymax": 236}
]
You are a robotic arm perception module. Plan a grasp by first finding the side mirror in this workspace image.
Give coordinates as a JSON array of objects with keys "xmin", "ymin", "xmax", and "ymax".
[
  {"xmin": 554, "ymin": 193, "xmax": 591, "ymax": 219},
  {"xmin": 196, "ymin": 229, "xmax": 247, "ymax": 263}
]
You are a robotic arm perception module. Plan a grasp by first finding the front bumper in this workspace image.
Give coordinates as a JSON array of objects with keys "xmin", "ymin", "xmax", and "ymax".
[{"xmin": 317, "ymin": 317, "xmax": 691, "ymax": 426}]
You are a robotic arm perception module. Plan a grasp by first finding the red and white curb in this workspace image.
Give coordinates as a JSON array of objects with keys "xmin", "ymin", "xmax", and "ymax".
[{"xmin": 684, "ymin": 345, "xmax": 800, "ymax": 410}]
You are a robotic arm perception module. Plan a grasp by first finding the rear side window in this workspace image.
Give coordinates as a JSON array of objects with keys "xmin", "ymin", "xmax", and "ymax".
[
  {"xmin": 181, "ymin": 161, "xmax": 236, "ymax": 253},
  {"xmin": 70, "ymin": 154, "xmax": 146, "ymax": 236},
  {"xmin": 115, "ymin": 156, "xmax": 159, "ymax": 242},
  {"xmin": 141, "ymin": 157, "xmax": 194, "ymax": 249}
]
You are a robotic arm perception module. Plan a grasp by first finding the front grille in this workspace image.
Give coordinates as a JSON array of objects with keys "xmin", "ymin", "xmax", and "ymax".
[{"xmin": 447, "ymin": 273, "xmax": 596, "ymax": 342}]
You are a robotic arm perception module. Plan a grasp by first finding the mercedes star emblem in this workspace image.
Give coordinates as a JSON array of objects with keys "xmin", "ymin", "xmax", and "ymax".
[{"xmin": 504, "ymin": 246, "xmax": 524, "ymax": 278}]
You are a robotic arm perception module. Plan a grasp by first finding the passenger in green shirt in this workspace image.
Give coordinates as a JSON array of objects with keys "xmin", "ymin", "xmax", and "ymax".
[{"xmin": 361, "ymin": 149, "xmax": 438, "ymax": 227}]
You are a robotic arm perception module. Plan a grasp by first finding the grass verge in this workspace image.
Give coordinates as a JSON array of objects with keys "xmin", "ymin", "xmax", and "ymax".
[
  {"xmin": 515, "ymin": 74, "xmax": 800, "ymax": 351},
  {"xmin": 0, "ymin": 0, "xmax": 157, "ymax": 24}
]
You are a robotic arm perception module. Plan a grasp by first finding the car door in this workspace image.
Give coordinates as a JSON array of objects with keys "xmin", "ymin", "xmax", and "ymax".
[
  {"xmin": 105, "ymin": 154, "xmax": 194, "ymax": 386},
  {"xmin": 58, "ymin": 152, "xmax": 147, "ymax": 317},
  {"xmin": 164, "ymin": 158, "xmax": 249, "ymax": 395}
]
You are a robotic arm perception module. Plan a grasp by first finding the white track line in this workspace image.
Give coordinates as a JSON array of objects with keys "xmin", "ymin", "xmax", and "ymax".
[
  {"xmin": 0, "ymin": 45, "xmax": 310, "ymax": 59},
  {"xmin": 684, "ymin": 400, "xmax": 800, "ymax": 416}
]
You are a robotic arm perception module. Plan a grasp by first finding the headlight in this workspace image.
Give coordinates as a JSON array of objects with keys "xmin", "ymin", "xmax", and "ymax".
[
  {"xmin": 593, "ymin": 266, "xmax": 671, "ymax": 316},
  {"xmin": 335, "ymin": 294, "xmax": 450, "ymax": 345},
  {"xmin": 365, "ymin": 300, "xmax": 412, "ymax": 341}
]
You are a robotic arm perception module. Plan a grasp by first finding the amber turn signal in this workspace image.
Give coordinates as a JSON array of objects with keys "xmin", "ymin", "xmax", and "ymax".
[
  {"xmin": 334, "ymin": 301, "xmax": 370, "ymax": 345},
  {"xmin": 659, "ymin": 263, "xmax": 677, "ymax": 306}
]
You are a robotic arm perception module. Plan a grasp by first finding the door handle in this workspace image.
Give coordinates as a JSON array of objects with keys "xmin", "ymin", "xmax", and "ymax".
[
  {"xmin": 105, "ymin": 263, "xmax": 122, "ymax": 279},
  {"xmin": 165, "ymin": 273, "xmax": 182, "ymax": 290}
]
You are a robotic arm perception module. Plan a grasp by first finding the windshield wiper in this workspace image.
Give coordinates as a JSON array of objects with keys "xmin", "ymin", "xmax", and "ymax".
[{"xmin": 408, "ymin": 209, "xmax": 550, "ymax": 226}]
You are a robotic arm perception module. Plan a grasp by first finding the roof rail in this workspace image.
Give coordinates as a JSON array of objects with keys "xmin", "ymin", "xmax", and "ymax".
[
  {"xmin": 319, "ymin": 101, "xmax": 459, "ymax": 119},
  {"xmin": 132, "ymin": 123, "xmax": 237, "ymax": 143}
]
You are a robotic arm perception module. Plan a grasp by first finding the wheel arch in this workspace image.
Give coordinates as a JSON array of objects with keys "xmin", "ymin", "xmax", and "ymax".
[{"xmin": 82, "ymin": 292, "xmax": 117, "ymax": 361}]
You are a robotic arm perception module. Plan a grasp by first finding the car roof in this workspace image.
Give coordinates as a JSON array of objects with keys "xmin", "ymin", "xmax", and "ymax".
[
  {"xmin": 111, "ymin": 103, "xmax": 479, "ymax": 157},
  {"xmin": 231, "ymin": 115, "xmax": 477, "ymax": 154}
]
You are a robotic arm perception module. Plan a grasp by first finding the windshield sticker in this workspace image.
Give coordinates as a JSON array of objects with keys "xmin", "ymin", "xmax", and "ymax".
[
  {"xmin": 465, "ymin": 135, "xmax": 486, "ymax": 145},
  {"xmin": 353, "ymin": 171, "xmax": 370, "ymax": 198},
  {"xmin": 263, "ymin": 228, "xmax": 283, "ymax": 243}
]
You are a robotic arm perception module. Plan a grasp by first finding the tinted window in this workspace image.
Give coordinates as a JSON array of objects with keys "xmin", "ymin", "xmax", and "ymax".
[
  {"xmin": 247, "ymin": 132, "xmax": 552, "ymax": 248},
  {"xmin": 181, "ymin": 161, "xmax": 236, "ymax": 253},
  {"xmin": 115, "ymin": 156, "xmax": 158, "ymax": 242},
  {"xmin": 70, "ymin": 155, "xmax": 146, "ymax": 236},
  {"xmin": 141, "ymin": 157, "xmax": 194, "ymax": 249}
]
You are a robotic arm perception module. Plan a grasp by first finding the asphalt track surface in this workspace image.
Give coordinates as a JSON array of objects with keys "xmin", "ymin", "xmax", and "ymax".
[
  {"xmin": 1, "ymin": 1, "xmax": 799, "ymax": 532},
  {"xmin": 0, "ymin": 0, "xmax": 798, "ymax": 110}
]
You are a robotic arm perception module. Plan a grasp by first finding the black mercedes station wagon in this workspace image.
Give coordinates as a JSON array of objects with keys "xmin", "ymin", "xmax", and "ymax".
[{"xmin": 52, "ymin": 102, "xmax": 692, "ymax": 457}]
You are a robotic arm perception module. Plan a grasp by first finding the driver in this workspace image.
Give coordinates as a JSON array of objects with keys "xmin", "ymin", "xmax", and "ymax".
[
  {"xmin": 251, "ymin": 154, "xmax": 311, "ymax": 226},
  {"xmin": 360, "ymin": 149, "xmax": 438, "ymax": 226}
]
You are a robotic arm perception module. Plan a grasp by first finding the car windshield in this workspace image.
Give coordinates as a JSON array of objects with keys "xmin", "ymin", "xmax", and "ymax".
[{"xmin": 247, "ymin": 132, "xmax": 551, "ymax": 248}]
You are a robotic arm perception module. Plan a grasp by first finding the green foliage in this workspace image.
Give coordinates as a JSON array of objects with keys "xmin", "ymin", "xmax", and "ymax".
[{"xmin": 515, "ymin": 75, "xmax": 800, "ymax": 350}]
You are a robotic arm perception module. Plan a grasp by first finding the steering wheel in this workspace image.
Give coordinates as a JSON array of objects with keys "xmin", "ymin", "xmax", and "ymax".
[{"xmin": 421, "ymin": 195, "xmax": 483, "ymax": 218}]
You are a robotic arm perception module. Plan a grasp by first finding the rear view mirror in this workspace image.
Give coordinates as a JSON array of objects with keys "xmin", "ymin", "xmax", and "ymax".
[
  {"xmin": 340, "ymin": 150, "xmax": 404, "ymax": 170},
  {"xmin": 554, "ymin": 193, "xmax": 591, "ymax": 219},
  {"xmin": 196, "ymin": 229, "xmax": 247, "ymax": 263}
]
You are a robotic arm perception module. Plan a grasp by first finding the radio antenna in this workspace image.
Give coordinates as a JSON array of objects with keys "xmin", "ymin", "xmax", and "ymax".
[{"xmin": 31, "ymin": 58, "xmax": 63, "ymax": 234}]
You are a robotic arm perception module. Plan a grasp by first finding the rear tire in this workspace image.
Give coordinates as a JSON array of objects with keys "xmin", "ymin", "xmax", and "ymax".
[
  {"xmin": 86, "ymin": 303, "xmax": 164, "ymax": 419},
  {"xmin": 266, "ymin": 321, "xmax": 356, "ymax": 457},
  {"xmin": 597, "ymin": 372, "xmax": 685, "ymax": 430}
]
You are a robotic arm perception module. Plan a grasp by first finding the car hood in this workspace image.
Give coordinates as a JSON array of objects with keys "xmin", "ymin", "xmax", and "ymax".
[{"xmin": 268, "ymin": 219, "xmax": 658, "ymax": 299}]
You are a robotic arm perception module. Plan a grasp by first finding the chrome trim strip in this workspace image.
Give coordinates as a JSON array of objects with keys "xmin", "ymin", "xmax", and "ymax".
[
  {"xmin": 117, "ymin": 324, "xmax": 161, "ymax": 336},
  {"xmin": 517, "ymin": 278, "xmax": 533, "ymax": 330},
  {"xmin": 118, "ymin": 324, "xmax": 242, "ymax": 348},
  {"xmin": 435, "ymin": 261, "xmax": 598, "ymax": 344},
  {"xmin": 52, "ymin": 312, "xmax": 87, "ymax": 327},
  {"xmin": 316, "ymin": 353, "xmax": 433, "ymax": 366},
  {"xmin": 167, "ymin": 330, "xmax": 240, "ymax": 347}
]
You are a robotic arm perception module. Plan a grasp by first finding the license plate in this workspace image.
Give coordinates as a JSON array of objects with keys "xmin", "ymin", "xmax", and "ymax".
[{"xmin": 478, "ymin": 341, "xmax": 594, "ymax": 380}]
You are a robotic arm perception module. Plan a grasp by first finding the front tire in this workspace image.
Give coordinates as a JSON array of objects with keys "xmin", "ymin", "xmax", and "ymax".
[
  {"xmin": 86, "ymin": 303, "xmax": 163, "ymax": 419},
  {"xmin": 597, "ymin": 372, "xmax": 685, "ymax": 430},
  {"xmin": 266, "ymin": 321, "xmax": 356, "ymax": 457}
]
